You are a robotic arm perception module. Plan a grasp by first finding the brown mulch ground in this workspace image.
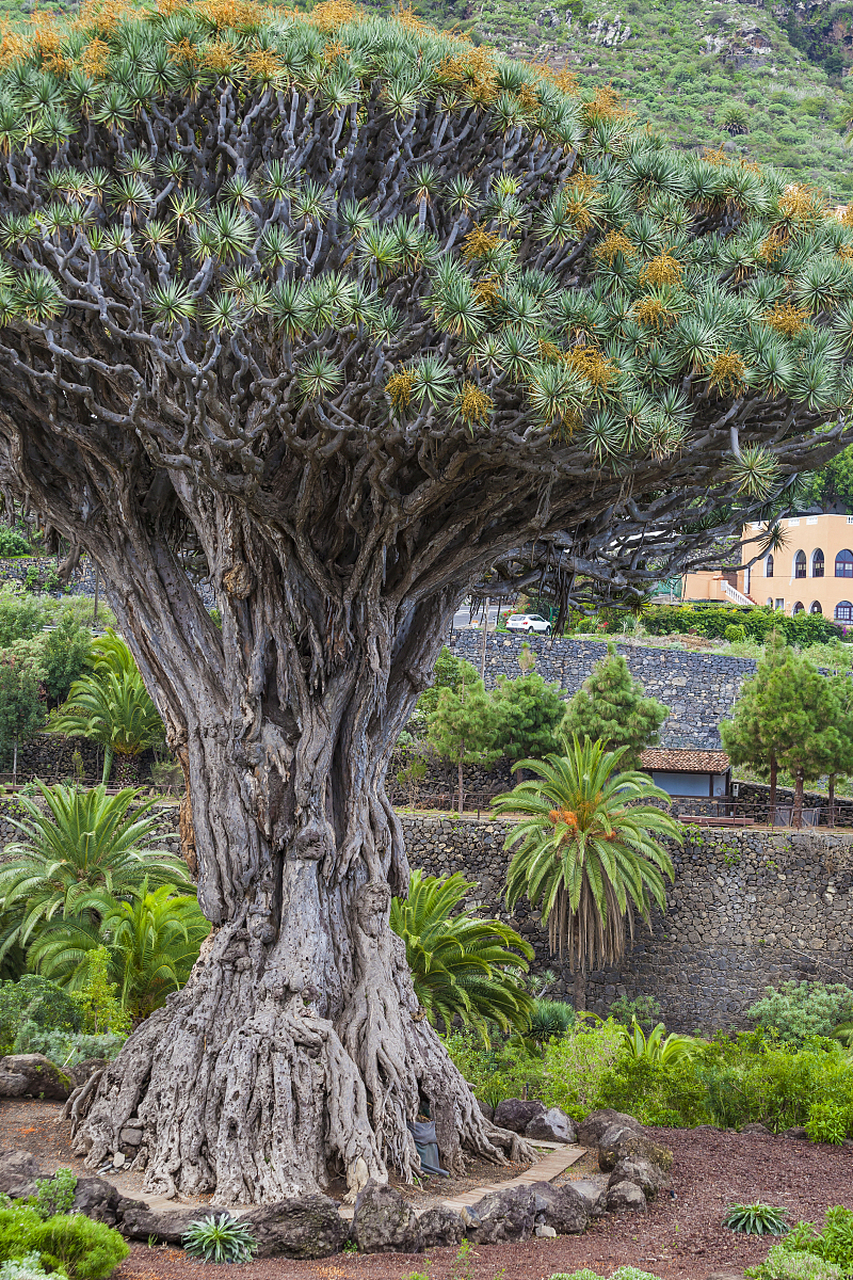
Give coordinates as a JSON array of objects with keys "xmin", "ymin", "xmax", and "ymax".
[{"xmin": 2, "ymin": 1101, "xmax": 852, "ymax": 1280}]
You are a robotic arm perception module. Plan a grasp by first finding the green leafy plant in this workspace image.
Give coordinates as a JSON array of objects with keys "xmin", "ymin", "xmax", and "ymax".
[
  {"xmin": 745, "ymin": 1244, "xmax": 843, "ymax": 1279},
  {"xmin": 390, "ymin": 870, "xmax": 533, "ymax": 1043},
  {"xmin": 804, "ymin": 1100, "xmax": 849, "ymax": 1146},
  {"xmin": 0, "ymin": 1203, "xmax": 128, "ymax": 1280},
  {"xmin": 723, "ymin": 1201, "xmax": 790, "ymax": 1236},
  {"xmin": 784, "ymin": 1207, "xmax": 853, "ymax": 1270},
  {"xmin": 494, "ymin": 736, "xmax": 680, "ymax": 1008},
  {"xmin": 616, "ymin": 1016, "xmax": 698, "ymax": 1067},
  {"xmin": 182, "ymin": 1215, "xmax": 258, "ymax": 1265},
  {"xmin": 0, "ymin": 527, "xmax": 31, "ymax": 557},
  {"xmin": 0, "ymin": 1252, "xmax": 63, "ymax": 1280},
  {"xmin": 560, "ymin": 645, "xmax": 667, "ymax": 770},
  {"xmin": 747, "ymin": 983, "xmax": 853, "ymax": 1049},
  {"xmin": 32, "ymin": 1168, "xmax": 77, "ymax": 1220},
  {"xmin": 609, "ymin": 994, "xmax": 662, "ymax": 1032}
]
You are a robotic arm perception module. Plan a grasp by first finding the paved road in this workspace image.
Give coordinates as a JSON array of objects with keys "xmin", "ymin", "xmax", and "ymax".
[{"xmin": 452, "ymin": 603, "xmax": 501, "ymax": 630}]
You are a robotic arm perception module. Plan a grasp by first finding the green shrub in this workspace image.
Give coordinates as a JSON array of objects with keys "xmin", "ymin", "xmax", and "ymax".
[
  {"xmin": 747, "ymin": 982, "xmax": 853, "ymax": 1048},
  {"xmin": 723, "ymin": 1201, "xmax": 790, "ymax": 1235},
  {"xmin": 608, "ymin": 993, "xmax": 662, "ymax": 1032},
  {"xmin": 0, "ymin": 529, "xmax": 32, "ymax": 557},
  {"xmin": 640, "ymin": 604, "xmax": 842, "ymax": 648},
  {"xmin": 725, "ymin": 624, "xmax": 747, "ymax": 643},
  {"xmin": 0, "ymin": 1204, "xmax": 128, "ymax": 1280},
  {"xmin": 0, "ymin": 977, "xmax": 81, "ymax": 1053},
  {"xmin": 32, "ymin": 1169, "xmax": 77, "ymax": 1221},
  {"xmin": 784, "ymin": 1207, "xmax": 853, "ymax": 1271},
  {"xmin": 596, "ymin": 1054, "xmax": 711, "ymax": 1127},
  {"xmin": 182, "ymin": 1216, "xmax": 258, "ymax": 1265},
  {"xmin": 805, "ymin": 1100, "xmax": 850, "ymax": 1146},
  {"xmin": 0, "ymin": 1253, "xmax": 62, "ymax": 1280},
  {"xmin": 746, "ymin": 1245, "xmax": 843, "ymax": 1279},
  {"xmin": 11, "ymin": 1027, "xmax": 125, "ymax": 1069}
]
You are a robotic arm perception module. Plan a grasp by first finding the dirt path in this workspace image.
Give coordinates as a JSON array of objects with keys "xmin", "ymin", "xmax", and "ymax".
[{"xmin": 2, "ymin": 1101, "xmax": 852, "ymax": 1280}]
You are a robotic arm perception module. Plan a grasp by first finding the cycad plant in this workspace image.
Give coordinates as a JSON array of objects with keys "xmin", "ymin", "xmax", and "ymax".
[
  {"xmin": 493, "ymin": 735, "xmax": 681, "ymax": 1009},
  {"xmin": 29, "ymin": 881, "xmax": 210, "ymax": 1023},
  {"xmin": 0, "ymin": 781, "xmax": 189, "ymax": 957},
  {"xmin": 50, "ymin": 630, "xmax": 163, "ymax": 784},
  {"xmin": 390, "ymin": 870, "xmax": 534, "ymax": 1043}
]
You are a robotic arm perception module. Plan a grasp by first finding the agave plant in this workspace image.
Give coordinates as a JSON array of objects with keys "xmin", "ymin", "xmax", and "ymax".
[
  {"xmin": 390, "ymin": 870, "xmax": 534, "ymax": 1044},
  {"xmin": 616, "ymin": 1015, "xmax": 698, "ymax": 1066}
]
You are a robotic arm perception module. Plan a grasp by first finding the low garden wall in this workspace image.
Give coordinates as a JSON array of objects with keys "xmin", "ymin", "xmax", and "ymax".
[
  {"xmin": 448, "ymin": 632, "xmax": 757, "ymax": 749},
  {"xmin": 403, "ymin": 814, "xmax": 853, "ymax": 1032}
]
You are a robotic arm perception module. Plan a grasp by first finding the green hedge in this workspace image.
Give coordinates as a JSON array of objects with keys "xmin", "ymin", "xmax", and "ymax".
[{"xmin": 641, "ymin": 604, "xmax": 843, "ymax": 648}]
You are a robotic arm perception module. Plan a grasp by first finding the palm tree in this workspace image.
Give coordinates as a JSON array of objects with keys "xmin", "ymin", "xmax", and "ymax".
[
  {"xmin": 390, "ymin": 869, "xmax": 534, "ymax": 1044},
  {"xmin": 30, "ymin": 881, "xmax": 210, "ymax": 1023},
  {"xmin": 0, "ymin": 780, "xmax": 189, "ymax": 957},
  {"xmin": 50, "ymin": 630, "xmax": 163, "ymax": 784},
  {"xmin": 492, "ymin": 735, "xmax": 681, "ymax": 1009}
]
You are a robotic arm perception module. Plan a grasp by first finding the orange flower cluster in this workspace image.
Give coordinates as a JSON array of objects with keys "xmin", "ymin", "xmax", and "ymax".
[
  {"xmin": 80, "ymin": 37, "xmax": 112, "ymax": 76},
  {"xmin": 385, "ymin": 369, "xmax": 414, "ymax": 411},
  {"xmin": 632, "ymin": 296, "xmax": 671, "ymax": 329},
  {"xmin": 592, "ymin": 228, "xmax": 634, "ymax": 266},
  {"xmin": 0, "ymin": 28, "xmax": 27, "ymax": 71},
  {"xmin": 436, "ymin": 48, "xmax": 498, "ymax": 106},
  {"xmin": 323, "ymin": 40, "xmax": 350, "ymax": 64},
  {"xmin": 762, "ymin": 302, "xmax": 811, "ymax": 336},
  {"xmin": 565, "ymin": 345, "xmax": 616, "ymax": 389},
  {"xmin": 461, "ymin": 224, "xmax": 502, "ymax": 262},
  {"xmin": 778, "ymin": 183, "xmax": 825, "ymax": 223},
  {"xmin": 708, "ymin": 349, "xmax": 746, "ymax": 396},
  {"xmin": 701, "ymin": 146, "xmax": 729, "ymax": 168},
  {"xmin": 78, "ymin": 0, "xmax": 130, "ymax": 34},
  {"xmin": 244, "ymin": 46, "xmax": 283, "ymax": 79},
  {"xmin": 534, "ymin": 63, "xmax": 579, "ymax": 96},
  {"xmin": 454, "ymin": 382, "xmax": 493, "ymax": 425},
  {"xmin": 757, "ymin": 230, "xmax": 786, "ymax": 265},
  {"xmin": 310, "ymin": 0, "xmax": 357, "ymax": 33},
  {"xmin": 202, "ymin": 39, "xmax": 238, "ymax": 73},
  {"xmin": 639, "ymin": 252, "xmax": 682, "ymax": 288},
  {"xmin": 549, "ymin": 807, "xmax": 578, "ymax": 828},
  {"xmin": 169, "ymin": 38, "xmax": 199, "ymax": 66},
  {"xmin": 196, "ymin": 0, "xmax": 268, "ymax": 26},
  {"xmin": 472, "ymin": 277, "xmax": 502, "ymax": 307},
  {"xmin": 584, "ymin": 84, "xmax": 624, "ymax": 123}
]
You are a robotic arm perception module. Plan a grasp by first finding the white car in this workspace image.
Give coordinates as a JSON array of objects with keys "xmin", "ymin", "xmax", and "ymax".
[{"xmin": 506, "ymin": 613, "xmax": 551, "ymax": 634}]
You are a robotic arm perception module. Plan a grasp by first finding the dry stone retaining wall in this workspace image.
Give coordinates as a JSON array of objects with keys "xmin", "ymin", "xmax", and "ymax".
[
  {"xmin": 402, "ymin": 814, "xmax": 853, "ymax": 1032},
  {"xmin": 449, "ymin": 632, "xmax": 759, "ymax": 749}
]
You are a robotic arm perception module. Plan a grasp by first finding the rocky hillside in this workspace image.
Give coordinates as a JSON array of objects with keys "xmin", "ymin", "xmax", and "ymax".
[{"xmin": 417, "ymin": 0, "xmax": 853, "ymax": 196}]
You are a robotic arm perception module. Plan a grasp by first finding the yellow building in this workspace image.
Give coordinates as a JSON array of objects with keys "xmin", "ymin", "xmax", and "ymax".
[{"xmin": 682, "ymin": 511, "xmax": 853, "ymax": 622}]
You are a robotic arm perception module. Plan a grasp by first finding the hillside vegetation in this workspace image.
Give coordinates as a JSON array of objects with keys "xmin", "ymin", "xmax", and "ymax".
[{"xmin": 415, "ymin": 0, "xmax": 853, "ymax": 198}]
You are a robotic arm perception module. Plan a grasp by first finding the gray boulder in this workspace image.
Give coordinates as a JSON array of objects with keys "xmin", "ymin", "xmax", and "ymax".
[
  {"xmin": 72, "ymin": 1176, "xmax": 134, "ymax": 1227},
  {"xmin": 493, "ymin": 1098, "xmax": 545, "ymax": 1134},
  {"xmin": 352, "ymin": 1180, "xmax": 421, "ymax": 1254},
  {"xmin": 0, "ymin": 1149, "xmax": 43, "ymax": 1197},
  {"xmin": 598, "ymin": 1130, "xmax": 673, "ymax": 1176},
  {"xmin": 740, "ymin": 1122, "xmax": 772, "ymax": 1136},
  {"xmin": 576, "ymin": 1109, "xmax": 641, "ymax": 1148},
  {"xmin": 526, "ymin": 1180, "xmax": 589, "ymax": 1234},
  {"xmin": 242, "ymin": 1195, "xmax": 348, "ymax": 1258},
  {"xmin": 0, "ymin": 1071, "xmax": 28, "ymax": 1098},
  {"xmin": 0, "ymin": 1055, "xmax": 72, "ymax": 1100},
  {"xmin": 607, "ymin": 1156, "xmax": 669, "ymax": 1200},
  {"xmin": 525, "ymin": 1107, "xmax": 576, "ymax": 1144},
  {"xmin": 568, "ymin": 1178, "xmax": 608, "ymax": 1217},
  {"xmin": 417, "ymin": 1206, "xmax": 466, "ymax": 1249},
  {"xmin": 606, "ymin": 1179, "xmax": 647, "ymax": 1213},
  {"xmin": 465, "ymin": 1186, "xmax": 536, "ymax": 1243},
  {"xmin": 119, "ymin": 1204, "xmax": 233, "ymax": 1244}
]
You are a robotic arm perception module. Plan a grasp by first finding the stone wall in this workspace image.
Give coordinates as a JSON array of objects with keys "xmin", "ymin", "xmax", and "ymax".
[
  {"xmin": 0, "ymin": 556, "xmax": 98, "ymax": 596},
  {"xmin": 402, "ymin": 814, "xmax": 853, "ymax": 1033},
  {"xmin": 448, "ymin": 632, "xmax": 758, "ymax": 749}
]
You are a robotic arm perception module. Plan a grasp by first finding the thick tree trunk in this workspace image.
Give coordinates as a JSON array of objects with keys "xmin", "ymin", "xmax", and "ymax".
[
  {"xmin": 69, "ymin": 533, "xmax": 531, "ymax": 1203},
  {"xmin": 458, "ymin": 751, "xmax": 465, "ymax": 816},
  {"xmin": 793, "ymin": 769, "xmax": 804, "ymax": 829}
]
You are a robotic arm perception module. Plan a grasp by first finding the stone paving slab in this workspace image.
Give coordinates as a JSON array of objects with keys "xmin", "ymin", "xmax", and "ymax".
[{"xmin": 441, "ymin": 1144, "xmax": 585, "ymax": 1214}]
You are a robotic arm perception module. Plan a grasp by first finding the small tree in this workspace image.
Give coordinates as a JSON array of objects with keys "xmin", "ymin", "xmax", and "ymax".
[
  {"xmin": 0, "ymin": 654, "xmax": 44, "ymax": 778},
  {"xmin": 427, "ymin": 661, "xmax": 500, "ymax": 814},
  {"xmin": 721, "ymin": 634, "xmax": 841, "ymax": 826},
  {"xmin": 561, "ymin": 644, "xmax": 668, "ymax": 770},
  {"xmin": 492, "ymin": 648, "xmax": 566, "ymax": 774},
  {"xmin": 35, "ymin": 614, "xmax": 92, "ymax": 707}
]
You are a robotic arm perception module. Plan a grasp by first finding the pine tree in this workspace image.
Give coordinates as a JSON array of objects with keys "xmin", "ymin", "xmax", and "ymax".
[
  {"xmin": 721, "ymin": 634, "xmax": 841, "ymax": 826},
  {"xmin": 561, "ymin": 644, "xmax": 668, "ymax": 770},
  {"xmin": 491, "ymin": 648, "xmax": 566, "ymax": 773},
  {"xmin": 426, "ymin": 662, "xmax": 500, "ymax": 814},
  {"xmin": 825, "ymin": 674, "xmax": 853, "ymax": 822}
]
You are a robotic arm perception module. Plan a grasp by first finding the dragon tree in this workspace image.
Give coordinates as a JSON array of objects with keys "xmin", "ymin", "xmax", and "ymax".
[{"xmin": 0, "ymin": 0, "xmax": 850, "ymax": 1204}]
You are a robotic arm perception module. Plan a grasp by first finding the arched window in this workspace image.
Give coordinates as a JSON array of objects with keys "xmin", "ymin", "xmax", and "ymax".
[
  {"xmin": 836, "ymin": 550, "xmax": 853, "ymax": 578},
  {"xmin": 766, "ymin": 597, "xmax": 773, "ymax": 607},
  {"xmin": 794, "ymin": 551, "xmax": 806, "ymax": 579},
  {"xmin": 810, "ymin": 601, "xmax": 823, "ymax": 614},
  {"xmin": 812, "ymin": 548, "xmax": 824, "ymax": 578},
  {"xmin": 836, "ymin": 601, "xmax": 853, "ymax": 622},
  {"xmin": 793, "ymin": 602, "xmax": 804, "ymax": 614},
  {"xmin": 765, "ymin": 554, "xmax": 774, "ymax": 578}
]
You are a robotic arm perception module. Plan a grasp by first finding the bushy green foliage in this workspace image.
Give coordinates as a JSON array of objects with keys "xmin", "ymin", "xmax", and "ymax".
[
  {"xmin": 0, "ymin": 1252, "xmax": 65, "ymax": 1280},
  {"xmin": 608, "ymin": 993, "xmax": 662, "ymax": 1032},
  {"xmin": 642, "ymin": 604, "xmax": 841, "ymax": 648},
  {"xmin": 614, "ymin": 1017, "xmax": 698, "ymax": 1067},
  {"xmin": 0, "ymin": 976, "xmax": 81, "ymax": 1054},
  {"xmin": 0, "ymin": 587, "xmax": 44, "ymax": 647},
  {"xmin": 491, "ymin": 667, "xmax": 566, "ymax": 764},
  {"xmin": 561, "ymin": 645, "xmax": 667, "ymax": 770},
  {"xmin": 747, "ymin": 982, "xmax": 853, "ymax": 1047},
  {"xmin": 0, "ymin": 656, "xmax": 45, "ymax": 768},
  {"xmin": 805, "ymin": 1100, "xmax": 850, "ymax": 1146},
  {"xmin": 391, "ymin": 870, "xmax": 533, "ymax": 1042},
  {"xmin": 182, "ymin": 1216, "xmax": 258, "ymax": 1265},
  {"xmin": 36, "ymin": 617, "xmax": 92, "ymax": 708},
  {"xmin": 12, "ymin": 1027, "xmax": 125, "ymax": 1069},
  {"xmin": 746, "ymin": 1244, "xmax": 843, "ymax": 1280},
  {"xmin": 0, "ymin": 1203, "xmax": 128, "ymax": 1280},
  {"xmin": 31, "ymin": 1169, "xmax": 77, "ymax": 1221},
  {"xmin": 0, "ymin": 528, "xmax": 32, "ymax": 557},
  {"xmin": 596, "ymin": 1054, "xmax": 712, "ymax": 1127},
  {"xmin": 725, "ymin": 624, "xmax": 747, "ymax": 643},
  {"xmin": 784, "ymin": 1207, "xmax": 853, "ymax": 1271},
  {"xmin": 426, "ymin": 662, "xmax": 500, "ymax": 812}
]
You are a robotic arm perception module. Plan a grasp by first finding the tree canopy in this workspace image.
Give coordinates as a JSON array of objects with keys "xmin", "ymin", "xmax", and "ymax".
[{"xmin": 562, "ymin": 642, "xmax": 667, "ymax": 770}]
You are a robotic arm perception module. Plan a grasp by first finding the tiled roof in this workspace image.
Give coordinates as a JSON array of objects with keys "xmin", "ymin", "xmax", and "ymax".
[{"xmin": 640, "ymin": 748, "xmax": 730, "ymax": 774}]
